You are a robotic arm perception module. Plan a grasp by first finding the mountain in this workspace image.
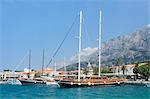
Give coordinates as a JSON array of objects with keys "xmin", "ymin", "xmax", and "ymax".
[
  {"xmin": 59, "ymin": 25, "xmax": 150, "ymax": 71},
  {"xmin": 99, "ymin": 25, "xmax": 150, "ymax": 66}
]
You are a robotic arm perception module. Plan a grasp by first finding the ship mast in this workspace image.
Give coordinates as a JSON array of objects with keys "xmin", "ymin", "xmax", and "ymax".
[
  {"xmin": 42, "ymin": 48, "xmax": 45, "ymax": 75},
  {"xmin": 78, "ymin": 10, "xmax": 82, "ymax": 81},
  {"xmin": 28, "ymin": 49, "xmax": 31, "ymax": 78},
  {"xmin": 64, "ymin": 57, "xmax": 66, "ymax": 73},
  {"xmin": 98, "ymin": 10, "xmax": 102, "ymax": 77},
  {"xmin": 54, "ymin": 61, "xmax": 57, "ymax": 75}
]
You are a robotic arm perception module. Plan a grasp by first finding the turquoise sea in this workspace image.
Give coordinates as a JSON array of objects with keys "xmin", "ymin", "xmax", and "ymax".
[{"xmin": 0, "ymin": 85, "xmax": 150, "ymax": 99}]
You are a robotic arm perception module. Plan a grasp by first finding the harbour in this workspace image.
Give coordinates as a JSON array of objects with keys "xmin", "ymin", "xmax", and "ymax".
[
  {"xmin": 0, "ymin": 0, "xmax": 150, "ymax": 98},
  {"xmin": 0, "ymin": 84, "xmax": 150, "ymax": 99}
]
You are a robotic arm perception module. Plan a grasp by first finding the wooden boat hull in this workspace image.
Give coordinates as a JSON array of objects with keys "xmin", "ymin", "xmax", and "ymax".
[{"xmin": 58, "ymin": 80, "xmax": 124, "ymax": 88}]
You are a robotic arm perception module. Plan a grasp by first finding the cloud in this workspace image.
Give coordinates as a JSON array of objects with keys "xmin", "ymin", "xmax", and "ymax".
[
  {"xmin": 147, "ymin": 24, "xmax": 150, "ymax": 27},
  {"xmin": 69, "ymin": 47, "xmax": 98, "ymax": 64}
]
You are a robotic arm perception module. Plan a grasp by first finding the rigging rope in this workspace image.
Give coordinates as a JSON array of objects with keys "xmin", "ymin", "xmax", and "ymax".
[
  {"xmin": 46, "ymin": 14, "xmax": 78, "ymax": 68},
  {"xmin": 82, "ymin": 16, "xmax": 91, "ymax": 44},
  {"xmin": 14, "ymin": 50, "xmax": 29, "ymax": 71}
]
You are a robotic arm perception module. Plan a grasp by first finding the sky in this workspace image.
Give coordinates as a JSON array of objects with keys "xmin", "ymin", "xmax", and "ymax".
[{"xmin": 0, "ymin": 0, "xmax": 150, "ymax": 71}]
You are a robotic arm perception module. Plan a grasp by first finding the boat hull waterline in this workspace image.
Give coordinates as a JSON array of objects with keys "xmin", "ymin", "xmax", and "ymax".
[
  {"xmin": 19, "ymin": 79, "xmax": 46, "ymax": 85},
  {"xmin": 58, "ymin": 80, "xmax": 124, "ymax": 88}
]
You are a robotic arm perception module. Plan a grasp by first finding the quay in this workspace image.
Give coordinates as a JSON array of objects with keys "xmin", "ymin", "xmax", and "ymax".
[{"xmin": 124, "ymin": 80, "xmax": 150, "ymax": 87}]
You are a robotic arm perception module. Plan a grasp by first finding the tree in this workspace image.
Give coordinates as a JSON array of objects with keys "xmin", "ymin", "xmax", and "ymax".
[
  {"xmin": 115, "ymin": 57, "xmax": 124, "ymax": 73},
  {"xmin": 121, "ymin": 65, "xmax": 126, "ymax": 76},
  {"xmin": 133, "ymin": 63, "xmax": 139, "ymax": 75},
  {"xmin": 133, "ymin": 62, "xmax": 150, "ymax": 81},
  {"xmin": 101, "ymin": 67, "xmax": 111, "ymax": 73},
  {"xmin": 93, "ymin": 67, "xmax": 99, "ymax": 75}
]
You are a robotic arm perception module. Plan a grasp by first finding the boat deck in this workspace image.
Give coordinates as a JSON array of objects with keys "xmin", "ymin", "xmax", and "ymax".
[{"xmin": 58, "ymin": 78, "xmax": 125, "ymax": 88}]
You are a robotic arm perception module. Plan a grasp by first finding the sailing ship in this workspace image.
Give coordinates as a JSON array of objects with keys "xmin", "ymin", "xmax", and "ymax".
[
  {"xmin": 18, "ymin": 50, "xmax": 46, "ymax": 85},
  {"xmin": 40, "ymin": 60, "xmax": 58, "ymax": 85},
  {"xmin": 58, "ymin": 10, "xmax": 125, "ymax": 87}
]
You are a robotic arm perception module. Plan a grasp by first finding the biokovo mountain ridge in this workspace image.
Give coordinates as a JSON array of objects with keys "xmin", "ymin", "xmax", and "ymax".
[{"xmin": 59, "ymin": 24, "xmax": 150, "ymax": 71}]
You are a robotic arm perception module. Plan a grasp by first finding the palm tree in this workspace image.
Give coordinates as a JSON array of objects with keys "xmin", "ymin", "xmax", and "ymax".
[
  {"xmin": 133, "ymin": 63, "xmax": 139, "ymax": 80},
  {"xmin": 121, "ymin": 65, "xmax": 126, "ymax": 76},
  {"xmin": 115, "ymin": 57, "xmax": 124, "ymax": 74}
]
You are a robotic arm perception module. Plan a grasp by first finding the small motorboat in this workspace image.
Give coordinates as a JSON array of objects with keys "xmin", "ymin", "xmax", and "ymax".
[
  {"xmin": 145, "ymin": 82, "xmax": 150, "ymax": 87},
  {"xmin": 0, "ymin": 80, "xmax": 8, "ymax": 84},
  {"xmin": 46, "ymin": 80, "xmax": 58, "ymax": 85},
  {"xmin": 7, "ymin": 78, "xmax": 22, "ymax": 85}
]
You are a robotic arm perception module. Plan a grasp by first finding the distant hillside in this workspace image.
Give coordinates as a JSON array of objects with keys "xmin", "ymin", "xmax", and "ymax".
[{"xmin": 59, "ymin": 25, "xmax": 150, "ymax": 71}]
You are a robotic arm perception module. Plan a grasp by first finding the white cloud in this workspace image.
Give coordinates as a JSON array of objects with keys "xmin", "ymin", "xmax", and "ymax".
[
  {"xmin": 147, "ymin": 24, "xmax": 150, "ymax": 27},
  {"xmin": 69, "ymin": 47, "xmax": 98, "ymax": 64}
]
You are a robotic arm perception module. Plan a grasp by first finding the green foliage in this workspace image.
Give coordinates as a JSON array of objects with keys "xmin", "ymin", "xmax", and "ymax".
[
  {"xmin": 138, "ymin": 64, "xmax": 150, "ymax": 77},
  {"xmin": 121, "ymin": 65, "xmax": 126, "ymax": 75},
  {"xmin": 93, "ymin": 67, "xmax": 99, "ymax": 75},
  {"xmin": 133, "ymin": 63, "xmax": 139, "ymax": 74},
  {"xmin": 15, "ymin": 70, "xmax": 23, "ymax": 72},
  {"xmin": 133, "ymin": 62, "xmax": 150, "ymax": 80},
  {"xmin": 93, "ymin": 66, "xmax": 112, "ymax": 74},
  {"xmin": 101, "ymin": 67, "xmax": 112, "ymax": 73}
]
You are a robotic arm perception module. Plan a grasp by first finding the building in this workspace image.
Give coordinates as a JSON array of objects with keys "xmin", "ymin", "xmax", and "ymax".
[
  {"xmin": 0, "ymin": 70, "xmax": 19, "ymax": 80},
  {"xmin": 110, "ymin": 64, "xmax": 135, "ymax": 76},
  {"xmin": 86, "ymin": 62, "xmax": 93, "ymax": 76}
]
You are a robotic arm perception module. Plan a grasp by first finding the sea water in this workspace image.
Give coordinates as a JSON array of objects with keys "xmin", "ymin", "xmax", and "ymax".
[{"xmin": 0, "ymin": 85, "xmax": 150, "ymax": 99}]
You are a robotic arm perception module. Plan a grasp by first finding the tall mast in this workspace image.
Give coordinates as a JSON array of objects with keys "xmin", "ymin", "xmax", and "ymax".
[
  {"xmin": 78, "ymin": 10, "xmax": 82, "ymax": 81},
  {"xmin": 28, "ymin": 49, "xmax": 31, "ymax": 78},
  {"xmin": 54, "ymin": 61, "xmax": 56, "ymax": 74},
  {"xmin": 42, "ymin": 48, "xmax": 45, "ymax": 75},
  {"xmin": 98, "ymin": 10, "xmax": 102, "ymax": 77},
  {"xmin": 64, "ymin": 57, "xmax": 66, "ymax": 73}
]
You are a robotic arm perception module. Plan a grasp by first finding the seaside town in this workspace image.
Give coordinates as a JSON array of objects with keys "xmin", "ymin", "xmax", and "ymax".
[
  {"xmin": 0, "ymin": 0, "xmax": 150, "ymax": 99},
  {"xmin": 0, "ymin": 60, "xmax": 150, "ymax": 87},
  {"xmin": 0, "ymin": 9, "xmax": 150, "ymax": 87}
]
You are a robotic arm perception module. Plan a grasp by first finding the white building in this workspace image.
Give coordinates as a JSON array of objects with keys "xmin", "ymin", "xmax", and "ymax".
[
  {"xmin": 110, "ymin": 64, "xmax": 135, "ymax": 76},
  {"xmin": 0, "ymin": 70, "xmax": 19, "ymax": 80}
]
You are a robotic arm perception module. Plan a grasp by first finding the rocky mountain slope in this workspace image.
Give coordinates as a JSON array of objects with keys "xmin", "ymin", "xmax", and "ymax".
[{"xmin": 59, "ymin": 25, "xmax": 150, "ymax": 71}]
